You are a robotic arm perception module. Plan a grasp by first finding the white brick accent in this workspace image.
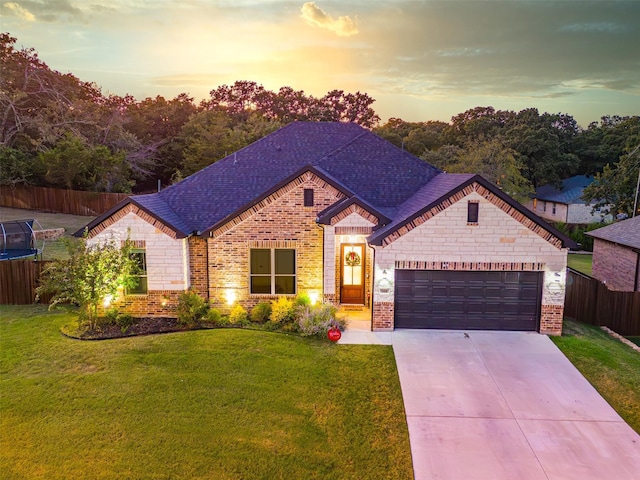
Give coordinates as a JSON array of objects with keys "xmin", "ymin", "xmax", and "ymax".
[
  {"xmin": 373, "ymin": 192, "xmax": 568, "ymax": 303},
  {"xmin": 89, "ymin": 212, "xmax": 189, "ymax": 291},
  {"xmin": 334, "ymin": 212, "xmax": 376, "ymax": 227}
]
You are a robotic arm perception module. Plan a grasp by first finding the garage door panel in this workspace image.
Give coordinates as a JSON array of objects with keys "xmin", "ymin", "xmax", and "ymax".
[{"xmin": 394, "ymin": 270, "xmax": 542, "ymax": 331}]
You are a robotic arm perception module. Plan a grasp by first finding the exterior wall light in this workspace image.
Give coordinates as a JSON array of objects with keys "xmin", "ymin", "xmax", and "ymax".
[
  {"xmin": 308, "ymin": 291, "xmax": 319, "ymax": 306},
  {"xmin": 103, "ymin": 294, "xmax": 113, "ymax": 308},
  {"xmin": 225, "ymin": 289, "xmax": 236, "ymax": 305}
]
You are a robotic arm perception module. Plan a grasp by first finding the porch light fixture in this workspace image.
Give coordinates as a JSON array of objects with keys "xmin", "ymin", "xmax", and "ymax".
[
  {"xmin": 161, "ymin": 295, "xmax": 169, "ymax": 307},
  {"xmin": 225, "ymin": 289, "xmax": 236, "ymax": 305},
  {"xmin": 308, "ymin": 291, "xmax": 319, "ymax": 306}
]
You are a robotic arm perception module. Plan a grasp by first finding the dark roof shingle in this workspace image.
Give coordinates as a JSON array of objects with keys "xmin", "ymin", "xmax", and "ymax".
[{"xmin": 587, "ymin": 216, "xmax": 640, "ymax": 250}]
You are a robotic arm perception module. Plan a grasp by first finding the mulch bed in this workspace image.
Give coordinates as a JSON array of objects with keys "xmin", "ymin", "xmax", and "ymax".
[{"xmin": 69, "ymin": 317, "xmax": 214, "ymax": 340}]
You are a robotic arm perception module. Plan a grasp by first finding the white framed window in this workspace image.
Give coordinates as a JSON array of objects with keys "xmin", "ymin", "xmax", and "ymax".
[
  {"xmin": 128, "ymin": 248, "xmax": 148, "ymax": 294},
  {"xmin": 552, "ymin": 203, "xmax": 557, "ymax": 215},
  {"xmin": 250, "ymin": 248, "xmax": 296, "ymax": 294}
]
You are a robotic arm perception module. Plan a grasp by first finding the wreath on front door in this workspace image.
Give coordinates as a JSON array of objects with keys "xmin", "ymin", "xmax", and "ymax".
[{"xmin": 345, "ymin": 251, "xmax": 361, "ymax": 267}]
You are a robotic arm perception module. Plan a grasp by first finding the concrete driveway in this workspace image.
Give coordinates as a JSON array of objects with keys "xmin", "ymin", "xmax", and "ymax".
[{"xmin": 391, "ymin": 330, "xmax": 640, "ymax": 480}]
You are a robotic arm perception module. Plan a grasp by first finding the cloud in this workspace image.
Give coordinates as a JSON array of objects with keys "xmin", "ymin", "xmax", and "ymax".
[
  {"xmin": 559, "ymin": 22, "xmax": 626, "ymax": 34},
  {"xmin": 1, "ymin": 2, "xmax": 36, "ymax": 21},
  {"xmin": 300, "ymin": 2, "xmax": 358, "ymax": 37},
  {"xmin": 3, "ymin": 0, "xmax": 84, "ymax": 22}
]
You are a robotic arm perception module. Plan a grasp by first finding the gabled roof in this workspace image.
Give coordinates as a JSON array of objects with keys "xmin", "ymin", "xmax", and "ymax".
[
  {"xmin": 83, "ymin": 122, "xmax": 440, "ymax": 236},
  {"xmin": 316, "ymin": 196, "xmax": 392, "ymax": 226},
  {"xmin": 587, "ymin": 216, "xmax": 640, "ymax": 250},
  {"xmin": 535, "ymin": 175, "xmax": 595, "ymax": 205},
  {"xmin": 76, "ymin": 195, "xmax": 192, "ymax": 238},
  {"xmin": 368, "ymin": 174, "xmax": 577, "ymax": 248}
]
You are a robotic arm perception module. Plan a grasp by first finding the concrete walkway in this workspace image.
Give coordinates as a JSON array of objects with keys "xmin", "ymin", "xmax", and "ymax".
[{"xmin": 341, "ymin": 329, "xmax": 640, "ymax": 480}]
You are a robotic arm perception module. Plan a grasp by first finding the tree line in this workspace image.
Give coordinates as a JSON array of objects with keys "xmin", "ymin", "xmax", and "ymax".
[{"xmin": 1, "ymin": 33, "xmax": 638, "ymax": 216}]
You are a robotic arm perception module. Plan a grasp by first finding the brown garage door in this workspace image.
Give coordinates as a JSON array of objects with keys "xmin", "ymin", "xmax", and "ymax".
[{"xmin": 394, "ymin": 270, "xmax": 542, "ymax": 330}]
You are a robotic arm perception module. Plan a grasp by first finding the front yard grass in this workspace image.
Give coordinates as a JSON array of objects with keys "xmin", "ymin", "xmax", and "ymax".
[
  {"xmin": 551, "ymin": 319, "xmax": 640, "ymax": 434},
  {"xmin": 567, "ymin": 253, "xmax": 593, "ymax": 276},
  {"xmin": 0, "ymin": 305, "xmax": 413, "ymax": 480}
]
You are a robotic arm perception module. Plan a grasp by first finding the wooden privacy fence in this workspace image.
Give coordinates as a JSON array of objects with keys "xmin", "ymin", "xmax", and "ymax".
[
  {"xmin": 565, "ymin": 268, "xmax": 640, "ymax": 336},
  {"xmin": 0, "ymin": 260, "xmax": 52, "ymax": 305},
  {"xmin": 0, "ymin": 185, "xmax": 129, "ymax": 216}
]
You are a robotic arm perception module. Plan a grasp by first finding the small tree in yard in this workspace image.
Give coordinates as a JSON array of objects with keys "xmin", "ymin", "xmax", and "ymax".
[{"xmin": 37, "ymin": 236, "xmax": 138, "ymax": 329}]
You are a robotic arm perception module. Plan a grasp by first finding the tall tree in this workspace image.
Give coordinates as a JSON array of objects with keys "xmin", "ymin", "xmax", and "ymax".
[{"xmin": 582, "ymin": 145, "xmax": 640, "ymax": 217}]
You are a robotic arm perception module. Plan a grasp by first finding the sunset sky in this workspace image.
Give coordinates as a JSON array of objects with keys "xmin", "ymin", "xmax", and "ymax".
[{"xmin": 2, "ymin": 0, "xmax": 639, "ymax": 127}]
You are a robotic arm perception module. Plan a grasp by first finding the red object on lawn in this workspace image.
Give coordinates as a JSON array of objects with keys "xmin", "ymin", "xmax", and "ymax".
[{"xmin": 327, "ymin": 328, "xmax": 341, "ymax": 342}]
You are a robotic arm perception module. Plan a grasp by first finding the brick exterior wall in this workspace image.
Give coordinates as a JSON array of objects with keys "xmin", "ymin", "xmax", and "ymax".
[
  {"xmin": 373, "ymin": 186, "xmax": 568, "ymax": 334},
  {"xmin": 372, "ymin": 302, "xmax": 393, "ymax": 330},
  {"xmin": 207, "ymin": 172, "xmax": 345, "ymax": 312},
  {"xmin": 540, "ymin": 304, "xmax": 564, "ymax": 335},
  {"xmin": 592, "ymin": 239, "xmax": 640, "ymax": 292},
  {"xmin": 188, "ymin": 236, "xmax": 208, "ymax": 298}
]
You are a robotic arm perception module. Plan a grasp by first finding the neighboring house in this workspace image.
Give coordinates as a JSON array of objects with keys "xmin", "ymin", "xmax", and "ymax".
[
  {"xmin": 527, "ymin": 175, "xmax": 612, "ymax": 224},
  {"xmin": 587, "ymin": 216, "xmax": 640, "ymax": 292},
  {"xmin": 78, "ymin": 122, "xmax": 576, "ymax": 334}
]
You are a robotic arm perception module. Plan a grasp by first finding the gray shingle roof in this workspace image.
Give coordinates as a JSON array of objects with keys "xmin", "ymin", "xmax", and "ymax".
[
  {"xmin": 79, "ymin": 121, "xmax": 575, "ymax": 248},
  {"xmin": 137, "ymin": 121, "xmax": 440, "ymax": 234},
  {"xmin": 535, "ymin": 175, "xmax": 595, "ymax": 204},
  {"xmin": 587, "ymin": 216, "xmax": 640, "ymax": 250}
]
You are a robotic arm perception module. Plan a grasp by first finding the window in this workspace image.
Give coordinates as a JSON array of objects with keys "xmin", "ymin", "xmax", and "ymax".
[
  {"xmin": 304, "ymin": 188, "xmax": 314, "ymax": 207},
  {"xmin": 128, "ymin": 248, "xmax": 148, "ymax": 294},
  {"xmin": 552, "ymin": 202, "xmax": 557, "ymax": 215},
  {"xmin": 250, "ymin": 248, "xmax": 296, "ymax": 294},
  {"xmin": 467, "ymin": 202, "xmax": 479, "ymax": 224},
  {"xmin": 543, "ymin": 201, "xmax": 547, "ymax": 212}
]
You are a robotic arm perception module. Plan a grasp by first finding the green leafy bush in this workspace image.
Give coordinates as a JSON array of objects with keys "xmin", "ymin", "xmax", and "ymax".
[
  {"xmin": 250, "ymin": 302, "xmax": 272, "ymax": 323},
  {"xmin": 294, "ymin": 293, "xmax": 311, "ymax": 307},
  {"xmin": 115, "ymin": 313, "xmax": 135, "ymax": 333},
  {"xmin": 176, "ymin": 290, "xmax": 209, "ymax": 326},
  {"xmin": 206, "ymin": 308, "xmax": 224, "ymax": 325},
  {"xmin": 270, "ymin": 297, "xmax": 296, "ymax": 325},
  {"xmin": 297, "ymin": 304, "xmax": 346, "ymax": 337},
  {"xmin": 229, "ymin": 305, "xmax": 249, "ymax": 325}
]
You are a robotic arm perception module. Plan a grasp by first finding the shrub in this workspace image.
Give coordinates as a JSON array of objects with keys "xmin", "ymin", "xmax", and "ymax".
[
  {"xmin": 297, "ymin": 304, "xmax": 345, "ymax": 337},
  {"xmin": 229, "ymin": 305, "xmax": 249, "ymax": 325},
  {"xmin": 270, "ymin": 297, "xmax": 296, "ymax": 325},
  {"xmin": 250, "ymin": 302, "xmax": 272, "ymax": 323},
  {"xmin": 295, "ymin": 293, "xmax": 311, "ymax": 307},
  {"xmin": 104, "ymin": 308, "xmax": 119, "ymax": 324},
  {"xmin": 176, "ymin": 290, "xmax": 209, "ymax": 326},
  {"xmin": 206, "ymin": 308, "xmax": 223, "ymax": 325},
  {"xmin": 115, "ymin": 313, "xmax": 135, "ymax": 333}
]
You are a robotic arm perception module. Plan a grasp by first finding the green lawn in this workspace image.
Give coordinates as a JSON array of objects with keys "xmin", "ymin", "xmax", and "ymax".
[
  {"xmin": 551, "ymin": 319, "xmax": 640, "ymax": 434},
  {"xmin": 567, "ymin": 253, "xmax": 593, "ymax": 276},
  {"xmin": 0, "ymin": 306, "xmax": 413, "ymax": 480},
  {"xmin": 0, "ymin": 207, "xmax": 93, "ymax": 260}
]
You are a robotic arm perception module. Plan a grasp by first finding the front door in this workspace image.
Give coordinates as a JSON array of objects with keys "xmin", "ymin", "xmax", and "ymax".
[{"xmin": 340, "ymin": 244, "xmax": 365, "ymax": 304}]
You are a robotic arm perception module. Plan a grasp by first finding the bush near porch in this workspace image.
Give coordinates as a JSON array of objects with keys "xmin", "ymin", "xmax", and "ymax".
[{"xmin": 0, "ymin": 305, "xmax": 413, "ymax": 480}]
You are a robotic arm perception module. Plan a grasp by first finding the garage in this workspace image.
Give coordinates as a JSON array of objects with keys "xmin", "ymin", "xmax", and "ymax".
[{"xmin": 394, "ymin": 270, "xmax": 543, "ymax": 330}]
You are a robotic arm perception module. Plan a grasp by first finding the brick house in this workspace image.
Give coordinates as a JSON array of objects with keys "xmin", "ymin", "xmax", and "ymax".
[
  {"xmin": 587, "ymin": 216, "xmax": 640, "ymax": 292},
  {"xmin": 79, "ymin": 122, "xmax": 576, "ymax": 334},
  {"xmin": 526, "ymin": 175, "xmax": 612, "ymax": 224}
]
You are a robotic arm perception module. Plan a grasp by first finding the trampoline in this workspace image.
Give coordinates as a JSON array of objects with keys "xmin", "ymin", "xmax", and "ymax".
[{"xmin": 0, "ymin": 219, "xmax": 44, "ymax": 261}]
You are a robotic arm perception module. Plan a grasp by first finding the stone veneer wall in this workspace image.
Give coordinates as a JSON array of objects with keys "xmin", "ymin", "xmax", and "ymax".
[
  {"xmin": 592, "ymin": 238, "xmax": 640, "ymax": 292},
  {"xmin": 88, "ymin": 210, "xmax": 189, "ymax": 316},
  {"xmin": 372, "ymin": 185, "xmax": 568, "ymax": 334},
  {"xmin": 207, "ymin": 172, "xmax": 345, "ymax": 312}
]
